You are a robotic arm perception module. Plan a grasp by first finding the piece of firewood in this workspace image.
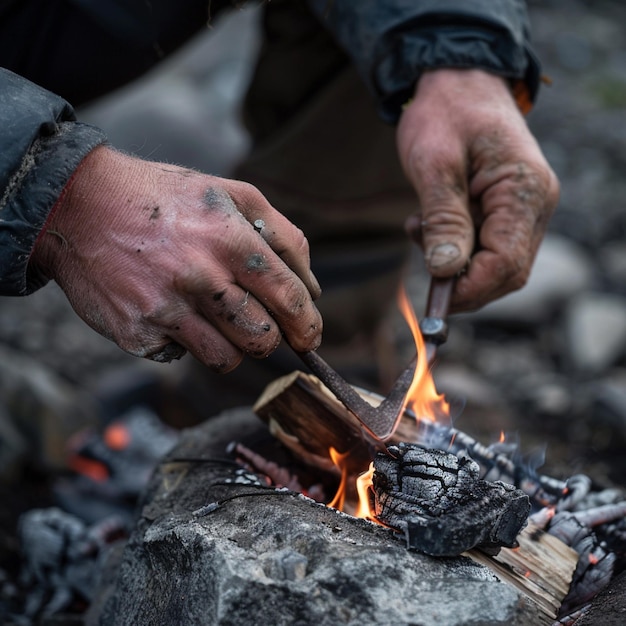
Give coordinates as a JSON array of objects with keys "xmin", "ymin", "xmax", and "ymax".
[
  {"xmin": 254, "ymin": 370, "xmax": 421, "ymax": 457},
  {"xmin": 467, "ymin": 523, "xmax": 578, "ymax": 622},
  {"xmin": 253, "ymin": 370, "xmax": 373, "ymax": 474}
]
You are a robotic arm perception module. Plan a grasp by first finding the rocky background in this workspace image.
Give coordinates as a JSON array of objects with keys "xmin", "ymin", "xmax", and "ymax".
[{"xmin": 1, "ymin": 0, "xmax": 626, "ymax": 621}]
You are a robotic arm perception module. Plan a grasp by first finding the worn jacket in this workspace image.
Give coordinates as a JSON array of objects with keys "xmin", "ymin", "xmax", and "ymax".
[{"xmin": 0, "ymin": 0, "xmax": 539, "ymax": 296}]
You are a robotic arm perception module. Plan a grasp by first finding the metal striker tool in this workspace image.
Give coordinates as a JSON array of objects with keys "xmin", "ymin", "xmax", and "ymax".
[{"xmin": 296, "ymin": 276, "xmax": 455, "ymax": 443}]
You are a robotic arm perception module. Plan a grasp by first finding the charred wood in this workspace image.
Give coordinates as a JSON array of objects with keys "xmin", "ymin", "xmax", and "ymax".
[{"xmin": 371, "ymin": 443, "xmax": 531, "ymax": 556}]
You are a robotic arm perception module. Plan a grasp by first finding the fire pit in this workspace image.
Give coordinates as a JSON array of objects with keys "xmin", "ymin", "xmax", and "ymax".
[
  {"xmin": 86, "ymin": 408, "xmax": 545, "ymax": 626},
  {"xmin": 5, "ymin": 282, "xmax": 625, "ymax": 626},
  {"xmin": 83, "ymin": 286, "xmax": 626, "ymax": 626},
  {"xmin": 81, "ymin": 388, "xmax": 625, "ymax": 626}
]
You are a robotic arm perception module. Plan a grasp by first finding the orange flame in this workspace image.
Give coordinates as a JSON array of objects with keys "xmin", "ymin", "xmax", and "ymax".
[
  {"xmin": 328, "ymin": 286, "xmax": 452, "ymax": 518},
  {"xmin": 328, "ymin": 447, "xmax": 349, "ymax": 511},
  {"xmin": 397, "ymin": 287, "xmax": 450, "ymax": 422},
  {"xmin": 354, "ymin": 463, "xmax": 375, "ymax": 519}
]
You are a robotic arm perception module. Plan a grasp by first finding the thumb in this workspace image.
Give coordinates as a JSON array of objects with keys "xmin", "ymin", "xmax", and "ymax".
[{"xmin": 407, "ymin": 183, "xmax": 475, "ymax": 278}]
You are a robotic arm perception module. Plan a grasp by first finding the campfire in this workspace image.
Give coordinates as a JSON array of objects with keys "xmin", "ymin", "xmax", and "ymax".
[
  {"xmin": 243, "ymin": 287, "xmax": 626, "ymax": 624},
  {"xmin": 7, "ymin": 288, "xmax": 626, "ymax": 625}
]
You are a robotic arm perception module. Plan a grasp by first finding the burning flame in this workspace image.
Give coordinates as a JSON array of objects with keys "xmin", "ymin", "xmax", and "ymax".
[
  {"xmin": 327, "ymin": 447, "xmax": 349, "ymax": 511},
  {"xmin": 397, "ymin": 287, "xmax": 450, "ymax": 422},
  {"xmin": 328, "ymin": 287, "xmax": 451, "ymax": 518},
  {"xmin": 355, "ymin": 464, "xmax": 375, "ymax": 518}
]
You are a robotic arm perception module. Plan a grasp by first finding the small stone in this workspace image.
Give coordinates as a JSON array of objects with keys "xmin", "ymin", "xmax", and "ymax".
[
  {"xmin": 469, "ymin": 235, "xmax": 594, "ymax": 324},
  {"xmin": 565, "ymin": 293, "xmax": 626, "ymax": 373}
]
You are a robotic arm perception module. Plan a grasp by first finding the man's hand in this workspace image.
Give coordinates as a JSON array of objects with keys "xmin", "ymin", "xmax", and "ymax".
[
  {"xmin": 397, "ymin": 69, "xmax": 560, "ymax": 312},
  {"xmin": 30, "ymin": 146, "xmax": 323, "ymax": 371}
]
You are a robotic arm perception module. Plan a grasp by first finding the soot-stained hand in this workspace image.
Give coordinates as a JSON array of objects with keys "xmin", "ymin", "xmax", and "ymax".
[
  {"xmin": 30, "ymin": 146, "xmax": 322, "ymax": 371},
  {"xmin": 397, "ymin": 69, "xmax": 560, "ymax": 312}
]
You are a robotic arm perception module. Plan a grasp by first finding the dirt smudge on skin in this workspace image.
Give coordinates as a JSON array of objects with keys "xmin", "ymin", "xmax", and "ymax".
[
  {"xmin": 142, "ymin": 205, "xmax": 160, "ymax": 221},
  {"xmin": 203, "ymin": 187, "xmax": 238, "ymax": 215},
  {"xmin": 246, "ymin": 254, "xmax": 268, "ymax": 272}
]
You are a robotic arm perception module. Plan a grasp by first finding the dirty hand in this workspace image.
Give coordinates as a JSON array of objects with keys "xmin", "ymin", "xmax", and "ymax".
[
  {"xmin": 397, "ymin": 69, "xmax": 560, "ymax": 312},
  {"xmin": 30, "ymin": 146, "xmax": 322, "ymax": 371}
]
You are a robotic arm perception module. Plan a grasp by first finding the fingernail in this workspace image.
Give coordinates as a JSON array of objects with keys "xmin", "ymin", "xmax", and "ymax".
[{"xmin": 427, "ymin": 243, "xmax": 461, "ymax": 269}]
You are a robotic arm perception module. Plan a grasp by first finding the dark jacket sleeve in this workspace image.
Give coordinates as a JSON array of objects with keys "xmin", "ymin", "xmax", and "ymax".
[
  {"xmin": 0, "ymin": 68, "xmax": 106, "ymax": 296},
  {"xmin": 306, "ymin": 0, "xmax": 540, "ymax": 124}
]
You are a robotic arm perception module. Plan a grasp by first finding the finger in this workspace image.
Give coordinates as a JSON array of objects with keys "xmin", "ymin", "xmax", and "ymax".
[
  {"xmin": 226, "ymin": 181, "xmax": 322, "ymax": 298},
  {"xmin": 141, "ymin": 327, "xmax": 242, "ymax": 372},
  {"xmin": 195, "ymin": 209, "xmax": 323, "ymax": 352},
  {"xmin": 450, "ymin": 208, "xmax": 541, "ymax": 312},
  {"xmin": 175, "ymin": 269, "xmax": 284, "ymax": 358},
  {"xmin": 230, "ymin": 246, "xmax": 323, "ymax": 352},
  {"xmin": 402, "ymin": 145, "xmax": 476, "ymax": 278},
  {"xmin": 197, "ymin": 285, "xmax": 283, "ymax": 358},
  {"xmin": 451, "ymin": 248, "xmax": 526, "ymax": 313},
  {"xmin": 113, "ymin": 312, "xmax": 242, "ymax": 372},
  {"xmin": 451, "ymin": 159, "xmax": 559, "ymax": 312},
  {"xmin": 168, "ymin": 313, "xmax": 244, "ymax": 372}
]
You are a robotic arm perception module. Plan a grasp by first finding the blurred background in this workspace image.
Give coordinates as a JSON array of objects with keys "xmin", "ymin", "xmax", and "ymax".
[{"xmin": 2, "ymin": 0, "xmax": 626, "ymax": 591}]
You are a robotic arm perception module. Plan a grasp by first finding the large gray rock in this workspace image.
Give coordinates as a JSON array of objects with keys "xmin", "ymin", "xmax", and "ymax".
[{"xmin": 90, "ymin": 409, "xmax": 542, "ymax": 626}]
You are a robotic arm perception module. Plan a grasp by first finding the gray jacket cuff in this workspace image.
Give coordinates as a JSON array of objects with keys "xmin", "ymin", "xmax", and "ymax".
[
  {"xmin": 0, "ymin": 69, "xmax": 107, "ymax": 295},
  {"xmin": 307, "ymin": 0, "xmax": 540, "ymax": 123}
]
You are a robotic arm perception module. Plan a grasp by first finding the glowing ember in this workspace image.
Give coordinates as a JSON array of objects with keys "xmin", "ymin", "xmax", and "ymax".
[{"xmin": 447, "ymin": 432, "xmax": 457, "ymax": 450}]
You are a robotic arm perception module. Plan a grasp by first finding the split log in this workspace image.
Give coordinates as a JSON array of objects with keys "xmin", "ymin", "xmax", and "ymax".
[
  {"xmin": 253, "ymin": 370, "xmax": 373, "ymax": 475},
  {"xmin": 253, "ymin": 370, "xmax": 579, "ymax": 622},
  {"xmin": 253, "ymin": 369, "xmax": 435, "ymax": 463},
  {"xmin": 470, "ymin": 522, "xmax": 579, "ymax": 621}
]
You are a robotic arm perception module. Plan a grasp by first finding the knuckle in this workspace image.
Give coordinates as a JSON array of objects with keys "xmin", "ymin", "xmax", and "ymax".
[
  {"xmin": 142, "ymin": 302, "xmax": 184, "ymax": 330},
  {"xmin": 228, "ymin": 180, "xmax": 267, "ymax": 211},
  {"xmin": 291, "ymin": 227, "xmax": 311, "ymax": 258},
  {"xmin": 508, "ymin": 269, "xmax": 529, "ymax": 292}
]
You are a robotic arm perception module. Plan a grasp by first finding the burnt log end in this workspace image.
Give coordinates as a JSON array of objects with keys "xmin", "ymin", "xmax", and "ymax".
[{"xmin": 372, "ymin": 443, "xmax": 531, "ymax": 556}]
